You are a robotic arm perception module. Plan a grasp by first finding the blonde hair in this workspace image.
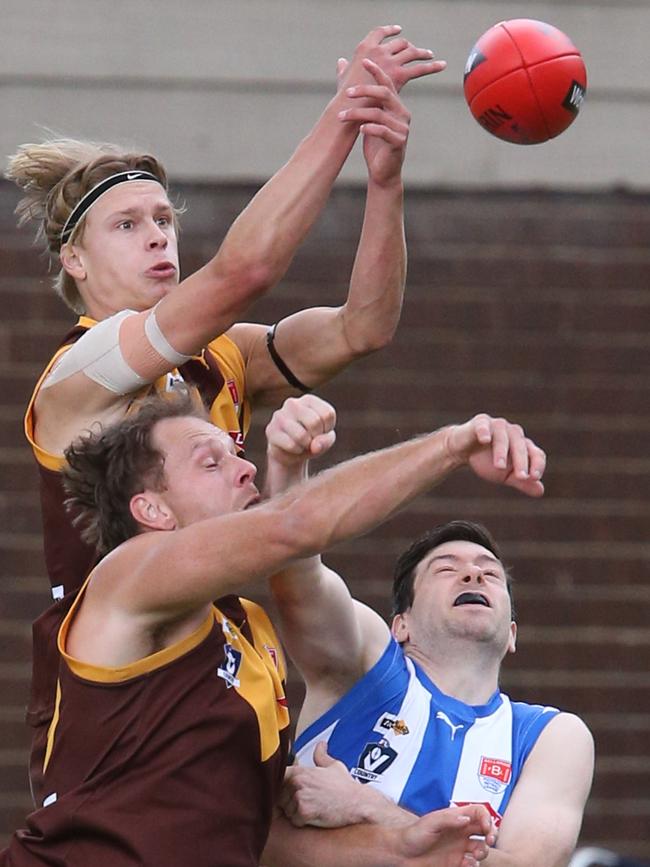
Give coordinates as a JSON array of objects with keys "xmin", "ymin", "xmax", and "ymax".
[{"xmin": 5, "ymin": 138, "xmax": 176, "ymax": 314}]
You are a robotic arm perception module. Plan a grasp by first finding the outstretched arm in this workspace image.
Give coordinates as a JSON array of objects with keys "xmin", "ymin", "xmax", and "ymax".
[
  {"xmin": 98, "ymin": 404, "xmax": 545, "ymax": 622},
  {"xmin": 36, "ymin": 27, "xmax": 434, "ymax": 452},
  {"xmin": 260, "ymin": 397, "xmax": 546, "ymax": 720},
  {"xmin": 232, "ymin": 46, "xmax": 447, "ymax": 406}
]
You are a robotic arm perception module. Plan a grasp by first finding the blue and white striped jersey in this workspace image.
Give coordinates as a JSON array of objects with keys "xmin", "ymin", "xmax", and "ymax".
[{"xmin": 294, "ymin": 638, "xmax": 558, "ymax": 822}]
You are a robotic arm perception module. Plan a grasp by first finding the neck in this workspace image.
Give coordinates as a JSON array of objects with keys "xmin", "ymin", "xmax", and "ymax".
[{"xmin": 404, "ymin": 638, "xmax": 502, "ymax": 705}]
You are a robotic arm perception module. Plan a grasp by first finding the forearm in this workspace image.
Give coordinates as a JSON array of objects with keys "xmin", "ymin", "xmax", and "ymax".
[
  {"xmin": 342, "ymin": 178, "xmax": 406, "ymax": 354},
  {"xmin": 284, "ymin": 426, "xmax": 460, "ymax": 556},
  {"xmin": 214, "ymin": 98, "xmax": 359, "ymax": 286},
  {"xmin": 264, "ymin": 815, "xmax": 407, "ymax": 867}
]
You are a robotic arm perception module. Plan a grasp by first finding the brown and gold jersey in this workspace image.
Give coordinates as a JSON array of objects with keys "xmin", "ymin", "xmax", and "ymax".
[
  {"xmin": 4, "ymin": 591, "xmax": 289, "ymax": 867},
  {"xmin": 24, "ymin": 317, "xmax": 251, "ymax": 598}
]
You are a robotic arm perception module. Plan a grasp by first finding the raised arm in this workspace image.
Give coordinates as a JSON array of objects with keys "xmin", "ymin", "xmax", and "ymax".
[
  {"xmin": 483, "ymin": 713, "xmax": 594, "ymax": 867},
  {"xmin": 231, "ymin": 48, "xmax": 447, "ymax": 406},
  {"xmin": 35, "ymin": 27, "xmax": 437, "ymax": 451},
  {"xmin": 258, "ymin": 398, "xmax": 545, "ymax": 722},
  {"xmin": 99, "ymin": 407, "xmax": 545, "ymax": 622}
]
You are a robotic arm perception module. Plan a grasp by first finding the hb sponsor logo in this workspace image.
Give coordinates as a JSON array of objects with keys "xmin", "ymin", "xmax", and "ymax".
[
  {"xmin": 351, "ymin": 741, "xmax": 398, "ymax": 784},
  {"xmin": 478, "ymin": 756, "xmax": 512, "ymax": 794}
]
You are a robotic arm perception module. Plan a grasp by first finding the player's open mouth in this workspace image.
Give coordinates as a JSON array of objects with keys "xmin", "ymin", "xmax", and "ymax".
[
  {"xmin": 146, "ymin": 262, "xmax": 176, "ymax": 278},
  {"xmin": 453, "ymin": 592, "xmax": 490, "ymax": 607}
]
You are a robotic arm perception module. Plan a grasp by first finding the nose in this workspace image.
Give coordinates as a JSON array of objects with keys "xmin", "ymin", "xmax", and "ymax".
[
  {"xmin": 230, "ymin": 455, "xmax": 258, "ymax": 488},
  {"xmin": 146, "ymin": 220, "xmax": 168, "ymax": 250},
  {"xmin": 461, "ymin": 565, "xmax": 484, "ymax": 584}
]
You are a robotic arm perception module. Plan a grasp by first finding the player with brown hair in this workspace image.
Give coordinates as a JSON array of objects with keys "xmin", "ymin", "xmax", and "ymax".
[
  {"xmin": 6, "ymin": 25, "xmax": 445, "ymax": 599},
  {"xmin": 1, "ymin": 389, "xmax": 547, "ymax": 866}
]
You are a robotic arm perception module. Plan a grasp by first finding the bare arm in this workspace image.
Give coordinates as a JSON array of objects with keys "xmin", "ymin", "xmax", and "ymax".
[
  {"xmin": 259, "ymin": 397, "xmax": 545, "ymax": 721},
  {"xmin": 35, "ymin": 27, "xmax": 432, "ymax": 450},
  {"xmin": 234, "ymin": 52, "xmax": 443, "ymax": 406},
  {"xmin": 102, "ymin": 409, "xmax": 546, "ymax": 621},
  {"xmin": 484, "ymin": 713, "xmax": 594, "ymax": 867},
  {"xmin": 264, "ymin": 804, "xmax": 495, "ymax": 867}
]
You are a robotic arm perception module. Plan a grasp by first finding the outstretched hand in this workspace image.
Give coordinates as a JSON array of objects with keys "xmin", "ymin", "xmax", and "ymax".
[
  {"xmin": 339, "ymin": 58, "xmax": 411, "ymax": 186},
  {"xmin": 444, "ymin": 414, "xmax": 546, "ymax": 497},
  {"xmin": 337, "ymin": 25, "xmax": 446, "ymax": 94},
  {"xmin": 397, "ymin": 804, "xmax": 496, "ymax": 867}
]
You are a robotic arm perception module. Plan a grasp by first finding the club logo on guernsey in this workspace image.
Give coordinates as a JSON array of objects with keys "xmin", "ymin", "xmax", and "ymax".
[
  {"xmin": 374, "ymin": 712, "xmax": 410, "ymax": 736},
  {"xmin": 478, "ymin": 756, "xmax": 512, "ymax": 794},
  {"xmin": 217, "ymin": 644, "xmax": 243, "ymax": 688},
  {"xmin": 351, "ymin": 740, "xmax": 398, "ymax": 784},
  {"xmin": 226, "ymin": 379, "xmax": 240, "ymax": 412}
]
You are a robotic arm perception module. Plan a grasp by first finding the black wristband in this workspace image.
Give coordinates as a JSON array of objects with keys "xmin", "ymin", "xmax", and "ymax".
[{"xmin": 266, "ymin": 324, "xmax": 312, "ymax": 393}]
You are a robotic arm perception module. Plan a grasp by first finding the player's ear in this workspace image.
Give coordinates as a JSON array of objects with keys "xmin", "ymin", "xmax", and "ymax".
[
  {"xmin": 391, "ymin": 612, "xmax": 410, "ymax": 644},
  {"xmin": 59, "ymin": 243, "xmax": 87, "ymax": 282},
  {"xmin": 506, "ymin": 621, "xmax": 517, "ymax": 655},
  {"xmin": 130, "ymin": 491, "xmax": 176, "ymax": 532}
]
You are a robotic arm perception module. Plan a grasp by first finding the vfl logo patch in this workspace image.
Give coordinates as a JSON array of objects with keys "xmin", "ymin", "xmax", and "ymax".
[
  {"xmin": 217, "ymin": 643, "xmax": 242, "ymax": 688},
  {"xmin": 562, "ymin": 80, "xmax": 586, "ymax": 115},
  {"xmin": 373, "ymin": 712, "xmax": 410, "ymax": 736},
  {"xmin": 478, "ymin": 756, "xmax": 512, "ymax": 794},
  {"xmin": 351, "ymin": 741, "xmax": 398, "ymax": 784}
]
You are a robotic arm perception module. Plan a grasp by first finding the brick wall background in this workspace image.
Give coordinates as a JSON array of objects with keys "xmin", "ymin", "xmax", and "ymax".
[{"xmin": 1, "ymin": 178, "xmax": 649, "ymax": 857}]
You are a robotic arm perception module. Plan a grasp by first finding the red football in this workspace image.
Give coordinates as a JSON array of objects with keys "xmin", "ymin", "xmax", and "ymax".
[{"xmin": 463, "ymin": 19, "xmax": 587, "ymax": 144}]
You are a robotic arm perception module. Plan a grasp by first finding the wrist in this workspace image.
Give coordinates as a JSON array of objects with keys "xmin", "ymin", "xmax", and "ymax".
[
  {"xmin": 356, "ymin": 787, "xmax": 413, "ymax": 828},
  {"xmin": 439, "ymin": 425, "xmax": 468, "ymax": 472}
]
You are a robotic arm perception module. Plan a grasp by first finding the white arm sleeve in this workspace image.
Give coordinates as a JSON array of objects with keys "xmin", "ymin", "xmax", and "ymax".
[{"xmin": 42, "ymin": 310, "xmax": 149, "ymax": 395}]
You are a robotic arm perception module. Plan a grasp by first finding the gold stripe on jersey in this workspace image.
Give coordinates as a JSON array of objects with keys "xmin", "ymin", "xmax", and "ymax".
[
  {"xmin": 58, "ymin": 575, "xmax": 215, "ymax": 683},
  {"xmin": 43, "ymin": 679, "xmax": 62, "ymax": 774},
  {"xmin": 215, "ymin": 600, "xmax": 290, "ymax": 762},
  {"xmin": 24, "ymin": 318, "xmax": 249, "ymax": 470},
  {"xmin": 24, "ymin": 342, "xmax": 77, "ymax": 472}
]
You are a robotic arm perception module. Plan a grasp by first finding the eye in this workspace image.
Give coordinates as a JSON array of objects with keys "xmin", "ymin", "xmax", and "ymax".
[
  {"xmin": 118, "ymin": 219, "xmax": 134, "ymax": 230},
  {"xmin": 156, "ymin": 215, "xmax": 171, "ymax": 227}
]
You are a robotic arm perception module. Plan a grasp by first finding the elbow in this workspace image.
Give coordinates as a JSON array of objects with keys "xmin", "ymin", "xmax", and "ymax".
[{"xmin": 345, "ymin": 322, "xmax": 398, "ymax": 359}]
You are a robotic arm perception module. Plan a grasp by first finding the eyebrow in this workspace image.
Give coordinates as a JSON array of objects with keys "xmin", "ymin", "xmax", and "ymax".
[
  {"xmin": 427, "ymin": 553, "xmax": 502, "ymax": 568},
  {"xmin": 106, "ymin": 202, "xmax": 173, "ymax": 220}
]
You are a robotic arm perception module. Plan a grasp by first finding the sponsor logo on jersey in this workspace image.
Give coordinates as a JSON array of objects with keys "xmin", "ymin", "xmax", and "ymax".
[
  {"xmin": 478, "ymin": 756, "xmax": 512, "ymax": 794},
  {"xmin": 226, "ymin": 379, "xmax": 240, "ymax": 411},
  {"xmin": 221, "ymin": 618, "xmax": 238, "ymax": 641},
  {"xmin": 452, "ymin": 800, "xmax": 503, "ymax": 828},
  {"xmin": 351, "ymin": 740, "xmax": 398, "ymax": 784},
  {"xmin": 166, "ymin": 370, "xmax": 186, "ymax": 391},
  {"xmin": 229, "ymin": 430, "xmax": 245, "ymax": 450},
  {"xmin": 264, "ymin": 643, "xmax": 279, "ymax": 669},
  {"xmin": 436, "ymin": 711, "xmax": 464, "ymax": 741},
  {"xmin": 373, "ymin": 712, "xmax": 410, "ymax": 736},
  {"xmin": 217, "ymin": 643, "xmax": 242, "ymax": 688}
]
